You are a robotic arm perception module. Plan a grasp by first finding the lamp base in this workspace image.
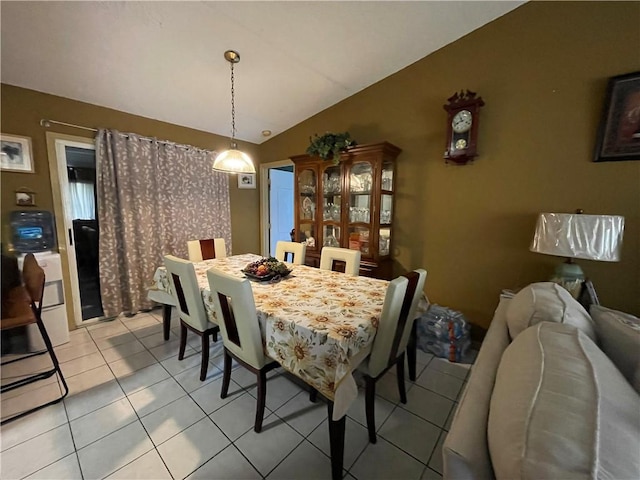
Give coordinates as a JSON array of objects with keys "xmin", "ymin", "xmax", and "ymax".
[{"xmin": 550, "ymin": 261, "xmax": 585, "ymax": 299}]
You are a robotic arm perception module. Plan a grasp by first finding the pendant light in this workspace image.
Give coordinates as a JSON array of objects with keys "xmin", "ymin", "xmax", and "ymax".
[{"xmin": 213, "ymin": 50, "xmax": 255, "ymax": 174}]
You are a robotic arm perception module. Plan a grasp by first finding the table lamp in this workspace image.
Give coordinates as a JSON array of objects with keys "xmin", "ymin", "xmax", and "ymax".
[{"xmin": 530, "ymin": 211, "xmax": 625, "ymax": 297}]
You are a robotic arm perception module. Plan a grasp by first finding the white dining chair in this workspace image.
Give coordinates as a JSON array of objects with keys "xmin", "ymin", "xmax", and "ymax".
[
  {"xmin": 357, "ymin": 268, "xmax": 427, "ymax": 443},
  {"xmin": 320, "ymin": 246, "xmax": 361, "ymax": 275},
  {"xmin": 206, "ymin": 267, "xmax": 280, "ymax": 433},
  {"xmin": 187, "ymin": 238, "xmax": 227, "ymax": 262},
  {"xmin": 275, "ymin": 241, "xmax": 306, "ymax": 265},
  {"xmin": 164, "ymin": 255, "xmax": 220, "ymax": 381}
]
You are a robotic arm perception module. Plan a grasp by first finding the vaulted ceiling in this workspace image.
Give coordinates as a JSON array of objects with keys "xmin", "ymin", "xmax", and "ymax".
[{"xmin": 1, "ymin": 1, "xmax": 523, "ymax": 144}]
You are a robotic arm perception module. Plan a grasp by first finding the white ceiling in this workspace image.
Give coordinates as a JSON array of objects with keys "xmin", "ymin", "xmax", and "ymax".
[{"xmin": 1, "ymin": 1, "xmax": 523, "ymax": 144}]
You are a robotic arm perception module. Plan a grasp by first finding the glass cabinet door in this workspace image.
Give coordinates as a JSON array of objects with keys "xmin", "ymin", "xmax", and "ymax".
[
  {"xmin": 381, "ymin": 160, "xmax": 394, "ymax": 192},
  {"xmin": 379, "ymin": 159, "xmax": 394, "ymax": 257},
  {"xmin": 348, "ymin": 161, "xmax": 373, "ymax": 257},
  {"xmin": 380, "ymin": 194, "xmax": 393, "ymax": 225},
  {"xmin": 323, "ymin": 225, "xmax": 341, "ymax": 247},
  {"xmin": 321, "ymin": 164, "xmax": 341, "ymax": 248},
  {"xmin": 379, "ymin": 227, "xmax": 391, "ymax": 256},
  {"xmin": 350, "ymin": 161, "xmax": 373, "ymax": 194},
  {"xmin": 348, "ymin": 226, "xmax": 370, "ymax": 255},
  {"xmin": 297, "ymin": 169, "xmax": 317, "ymax": 248}
]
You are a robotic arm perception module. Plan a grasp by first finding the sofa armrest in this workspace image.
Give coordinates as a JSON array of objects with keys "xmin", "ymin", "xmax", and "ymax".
[{"xmin": 443, "ymin": 296, "xmax": 511, "ymax": 480}]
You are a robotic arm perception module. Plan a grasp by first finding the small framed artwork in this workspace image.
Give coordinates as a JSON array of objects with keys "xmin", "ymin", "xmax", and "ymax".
[
  {"xmin": 594, "ymin": 71, "xmax": 640, "ymax": 162},
  {"xmin": 238, "ymin": 173, "xmax": 256, "ymax": 189},
  {"xmin": 15, "ymin": 191, "xmax": 36, "ymax": 206},
  {"xmin": 1, "ymin": 134, "xmax": 34, "ymax": 173}
]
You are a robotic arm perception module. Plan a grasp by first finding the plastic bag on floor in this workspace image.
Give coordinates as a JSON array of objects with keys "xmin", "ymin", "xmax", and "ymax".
[
  {"xmin": 420, "ymin": 334, "xmax": 471, "ymax": 362},
  {"xmin": 416, "ymin": 304, "xmax": 471, "ymax": 362},
  {"xmin": 417, "ymin": 305, "xmax": 470, "ymax": 340}
]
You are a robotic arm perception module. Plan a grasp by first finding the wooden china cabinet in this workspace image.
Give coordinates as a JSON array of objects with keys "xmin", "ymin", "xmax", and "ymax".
[{"xmin": 290, "ymin": 142, "xmax": 401, "ymax": 280}]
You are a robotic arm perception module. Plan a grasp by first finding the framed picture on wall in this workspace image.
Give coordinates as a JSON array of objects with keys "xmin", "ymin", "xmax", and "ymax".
[
  {"xmin": 15, "ymin": 191, "xmax": 36, "ymax": 206},
  {"xmin": 238, "ymin": 172, "xmax": 256, "ymax": 189},
  {"xmin": 1, "ymin": 133, "xmax": 34, "ymax": 173},
  {"xmin": 593, "ymin": 71, "xmax": 640, "ymax": 162}
]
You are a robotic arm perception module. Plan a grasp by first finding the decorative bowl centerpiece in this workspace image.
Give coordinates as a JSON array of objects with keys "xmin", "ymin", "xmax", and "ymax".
[{"xmin": 242, "ymin": 257, "xmax": 292, "ymax": 281}]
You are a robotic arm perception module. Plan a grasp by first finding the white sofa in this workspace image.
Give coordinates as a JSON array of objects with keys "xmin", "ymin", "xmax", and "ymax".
[{"xmin": 443, "ymin": 282, "xmax": 640, "ymax": 479}]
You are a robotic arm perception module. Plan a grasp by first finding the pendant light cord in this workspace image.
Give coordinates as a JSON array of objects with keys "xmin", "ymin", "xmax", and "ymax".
[
  {"xmin": 212, "ymin": 49, "xmax": 255, "ymax": 173},
  {"xmin": 230, "ymin": 61, "xmax": 236, "ymax": 143}
]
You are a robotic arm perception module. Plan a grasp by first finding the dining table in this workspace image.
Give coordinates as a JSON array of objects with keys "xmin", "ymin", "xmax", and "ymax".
[{"xmin": 148, "ymin": 253, "xmax": 392, "ymax": 479}]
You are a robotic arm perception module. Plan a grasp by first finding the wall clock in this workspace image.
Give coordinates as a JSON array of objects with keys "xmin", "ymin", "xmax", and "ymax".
[{"xmin": 443, "ymin": 90, "xmax": 485, "ymax": 165}]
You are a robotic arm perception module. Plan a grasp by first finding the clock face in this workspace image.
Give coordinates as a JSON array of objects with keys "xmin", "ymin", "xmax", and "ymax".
[{"xmin": 452, "ymin": 110, "xmax": 473, "ymax": 133}]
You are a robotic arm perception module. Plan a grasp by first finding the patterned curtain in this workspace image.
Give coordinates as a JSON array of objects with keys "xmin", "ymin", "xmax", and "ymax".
[{"xmin": 96, "ymin": 129, "xmax": 232, "ymax": 317}]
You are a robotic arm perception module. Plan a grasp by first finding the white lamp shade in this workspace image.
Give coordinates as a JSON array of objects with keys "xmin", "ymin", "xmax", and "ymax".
[
  {"xmin": 530, "ymin": 213, "xmax": 624, "ymax": 262},
  {"xmin": 212, "ymin": 148, "xmax": 255, "ymax": 174}
]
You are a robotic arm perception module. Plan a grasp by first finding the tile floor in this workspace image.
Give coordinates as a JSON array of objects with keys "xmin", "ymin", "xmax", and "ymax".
[{"xmin": 1, "ymin": 309, "xmax": 475, "ymax": 480}]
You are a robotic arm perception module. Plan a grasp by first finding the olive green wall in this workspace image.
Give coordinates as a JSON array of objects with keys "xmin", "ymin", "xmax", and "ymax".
[
  {"xmin": 3, "ymin": 2, "xmax": 638, "ymax": 329},
  {"xmin": 0, "ymin": 85, "xmax": 261, "ymax": 255},
  {"xmin": 259, "ymin": 1, "xmax": 640, "ymax": 327}
]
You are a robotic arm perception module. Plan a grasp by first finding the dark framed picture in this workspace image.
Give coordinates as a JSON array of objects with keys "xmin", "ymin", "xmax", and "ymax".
[
  {"xmin": 594, "ymin": 71, "xmax": 640, "ymax": 162},
  {"xmin": 1, "ymin": 133, "xmax": 34, "ymax": 172}
]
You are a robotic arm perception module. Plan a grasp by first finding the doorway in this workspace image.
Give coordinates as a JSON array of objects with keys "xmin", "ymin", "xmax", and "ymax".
[
  {"xmin": 47, "ymin": 133, "xmax": 104, "ymax": 326},
  {"xmin": 260, "ymin": 160, "xmax": 294, "ymax": 257},
  {"xmin": 66, "ymin": 147, "xmax": 103, "ymax": 320}
]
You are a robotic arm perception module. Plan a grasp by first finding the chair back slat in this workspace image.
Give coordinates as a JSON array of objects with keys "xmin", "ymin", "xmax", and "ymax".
[
  {"xmin": 164, "ymin": 255, "xmax": 212, "ymax": 332},
  {"xmin": 206, "ymin": 268, "xmax": 266, "ymax": 370},
  {"xmin": 171, "ymin": 273, "xmax": 189, "ymax": 315},
  {"xmin": 217, "ymin": 292, "xmax": 242, "ymax": 348},
  {"xmin": 187, "ymin": 238, "xmax": 227, "ymax": 262},
  {"xmin": 199, "ymin": 239, "xmax": 216, "ymax": 260},
  {"xmin": 275, "ymin": 241, "xmax": 306, "ymax": 265},
  {"xmin": 396, "ymin": 269, "xmax": 427, "ymax": 355},
  {"xmin": 319, "ymin": 247, "xmax": 361, "ymax": 276},
  {"xmin": 22, "ymin": 254, "xmax": 45, "ymax": 316}
]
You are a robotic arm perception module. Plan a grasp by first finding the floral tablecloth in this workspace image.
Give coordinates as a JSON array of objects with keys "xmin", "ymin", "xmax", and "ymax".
[{"xmin": 151, "ymin": 254, "xmax": 389, "ymax": 418}]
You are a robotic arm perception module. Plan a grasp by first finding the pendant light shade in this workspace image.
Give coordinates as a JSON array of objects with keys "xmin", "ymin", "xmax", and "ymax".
[
  {"xmin": 213, "ymin": 50, "xmax": 255, "ymax": 174},
  {"xmin": 212, "ymin": 144, "xmax": 255, "ymax": 173}
]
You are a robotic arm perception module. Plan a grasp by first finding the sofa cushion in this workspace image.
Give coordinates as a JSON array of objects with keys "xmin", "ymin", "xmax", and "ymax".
[
  {"xmin": 590, "ymin": 304, "xmax": 640, "ymax": 393},
  {"xmin": 488, "ymin": 322, "xmax": 640, "ymax": 480},
  {"xmin": 506, "ymin": 282, "xmax": 595, "ymax": 341}
]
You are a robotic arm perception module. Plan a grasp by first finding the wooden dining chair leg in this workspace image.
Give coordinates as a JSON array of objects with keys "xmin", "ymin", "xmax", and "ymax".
[
  {"xmin": 407, "ymin": 322, "xmax": 417, "ymax": 381},
  {"xmin": 254, "ymin": 369, "xmax": 268, "ymax": 433},
  {"xmin": 396, "ymin": 352, "xmax": 407, "ymax": 404},
  {"xmin": 327, "ymin": 401, "xmax": 346, "ymax": 480},
  {"xmin": 309, "ymin": 387, "xmax": 318, "ymax": 403},
  {"xmin": 178, "ymin": 322, "xmax": 188, "ymax": 360},
  {"xmin": 200, "ymin": 333, "xmax": 210, "ymax": 381},
  {"xmin": 365, "ymin": 375, "xmax": 377, "ymax": 443},
  {"xmin": 162, "ymin": 304, "xmax": 172, "ymax": 340},
  {"xmin": 220, "ymin": 349, "xmax": 232, "ymax": 399}
]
